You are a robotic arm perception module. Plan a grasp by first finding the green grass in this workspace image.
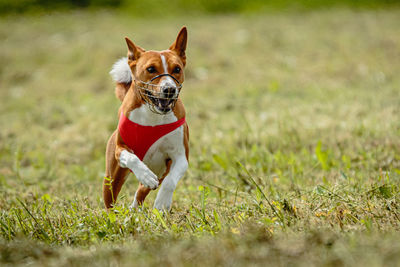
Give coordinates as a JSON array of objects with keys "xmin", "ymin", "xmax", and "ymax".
[{"xmin": 0, "ymin": 8, "xmax": 400, "ymax": 266}]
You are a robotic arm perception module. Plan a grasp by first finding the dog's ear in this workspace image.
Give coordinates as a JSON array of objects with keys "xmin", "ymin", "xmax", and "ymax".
[
  {"xmin": 169, "ymin": 27, "xmax": 187, "ymax": 60},
  {"xmin": 125, "ymin": 37, "xmax": 145, "ymax": 62}
]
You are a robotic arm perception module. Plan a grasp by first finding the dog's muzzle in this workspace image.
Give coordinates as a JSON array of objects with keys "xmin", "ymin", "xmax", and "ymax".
[{"xmin": 134, "ymin": 74, "xmax": 182, "ymax": 114}]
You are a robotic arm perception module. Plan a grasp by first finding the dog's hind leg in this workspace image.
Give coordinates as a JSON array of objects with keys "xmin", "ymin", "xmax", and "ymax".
[
  {"xmin": 103, "ymin": 130, "xmax": 129, "ymax": 209},
  {"xmin": 130, "ymin": 183, "xmax": 151, "ymax": 209}
]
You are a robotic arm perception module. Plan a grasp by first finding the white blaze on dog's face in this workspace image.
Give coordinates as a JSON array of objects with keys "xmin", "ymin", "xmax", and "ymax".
[{"xmin": 125, "ymin": 27, "xmax": 187, "ymax": 113}]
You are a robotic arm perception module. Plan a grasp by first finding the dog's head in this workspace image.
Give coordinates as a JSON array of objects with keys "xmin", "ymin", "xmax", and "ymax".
[{"xmin": 125, "ymin": 27, "xmax": 187, "ymax": 114}]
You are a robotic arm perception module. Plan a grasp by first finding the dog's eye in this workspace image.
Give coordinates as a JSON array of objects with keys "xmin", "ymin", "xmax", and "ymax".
[
  {"xmin": 147, "ymin": 66, "xmax": 156, "ymax": 73},
  {"xmin": 173, "ymin": 66, "xmax": 181, "ymax": 74}
]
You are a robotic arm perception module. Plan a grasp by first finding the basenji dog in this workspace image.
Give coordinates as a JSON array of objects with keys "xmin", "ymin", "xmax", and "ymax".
[{"xmin": 103, "ymin": 27, "xmax": 189, "ymax": 211}]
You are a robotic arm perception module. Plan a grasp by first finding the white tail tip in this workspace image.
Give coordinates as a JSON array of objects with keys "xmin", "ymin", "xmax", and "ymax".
[{"xmin": 109, "ymin": 57, "xmax": 132, "ymax": 84}]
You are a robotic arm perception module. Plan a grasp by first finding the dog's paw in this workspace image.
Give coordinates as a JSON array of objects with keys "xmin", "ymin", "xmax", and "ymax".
[
  {"xmin": 119, "ymin": 150, "xmax": 159, "ymax": 189},
  {"xmin": 153, "ymin": 200, "xmax": 172, "ymax": 211},
  {"xmin": 154, "ymin": 190, "xmax": 173, "ymax": 211},
  {"xmin": 137, "ymin": 167, "xmax": 159, "ymax": 189}
]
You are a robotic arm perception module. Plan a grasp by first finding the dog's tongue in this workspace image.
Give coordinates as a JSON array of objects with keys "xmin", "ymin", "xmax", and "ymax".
[
  {"xmin": 158, "ymin": 99, "xmax": 171, "ymax": 113},
  {"xmin": 158, "ymin": 99, "xmax": 170, "ymax": 108}
]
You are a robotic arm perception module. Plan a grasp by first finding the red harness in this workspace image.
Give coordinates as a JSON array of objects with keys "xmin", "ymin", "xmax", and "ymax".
[{"xmin": 118, "ymin": 112, "xmax": 186, "ymax": 160}]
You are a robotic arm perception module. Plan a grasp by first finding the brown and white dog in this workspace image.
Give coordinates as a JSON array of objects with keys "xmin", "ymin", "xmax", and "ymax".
[{"xmin": 103, "ymin": 27, "xmax": 189, "ymax": 211}]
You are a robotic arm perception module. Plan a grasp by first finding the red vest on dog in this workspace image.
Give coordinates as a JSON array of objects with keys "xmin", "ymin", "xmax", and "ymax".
[{"xmin": 118, "ymin": 112, "xmax": 186, "ymax": 161}]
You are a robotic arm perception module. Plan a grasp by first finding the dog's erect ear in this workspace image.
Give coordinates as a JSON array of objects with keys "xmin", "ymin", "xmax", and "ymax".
[
  {"xmin": 169, "ymin": 27, "xmax": 187, "ymax": 59},
  {"xmin": 125, "ymin": 37, "xmax": 145, "ymax": 61}
]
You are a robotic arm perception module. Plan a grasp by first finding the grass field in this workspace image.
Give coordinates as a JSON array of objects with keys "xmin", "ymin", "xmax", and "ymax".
[{"xmin": 0, "ymin": 8, "xmax": 400, "ymax": 266}]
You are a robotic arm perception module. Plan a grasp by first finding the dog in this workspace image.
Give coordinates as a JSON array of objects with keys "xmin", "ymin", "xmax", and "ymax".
[{"xmin": 103, "ymin": 27, "xmax": 189, "ymax": 211}]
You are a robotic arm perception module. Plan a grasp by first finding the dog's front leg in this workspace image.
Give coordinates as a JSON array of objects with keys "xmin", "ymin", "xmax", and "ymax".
[
  {"xmin": 119, "ymin": 149, "xmax": 159, "ymax": 189},
  {"xmin": 154, "ymin": 154, "xmax": 188, "ymax": 211}
]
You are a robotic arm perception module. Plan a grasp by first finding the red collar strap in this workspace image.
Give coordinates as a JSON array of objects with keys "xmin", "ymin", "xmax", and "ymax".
[{"xmin": 118, "ymin": 112, "xmax": 186, "ymax": 161}]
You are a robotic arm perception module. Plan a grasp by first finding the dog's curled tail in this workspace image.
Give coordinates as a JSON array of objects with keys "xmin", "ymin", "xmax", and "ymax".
[{"xmin": 109, "ymin": 57, "xmax": 132, "ymax": 102}]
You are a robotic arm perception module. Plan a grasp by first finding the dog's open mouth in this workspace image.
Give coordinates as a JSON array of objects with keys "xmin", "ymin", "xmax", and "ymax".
[
  {"xmin": 156, "ymin": 98, "xmax": 174, "ymax": 113},
  {"xmin": 146, "ymin": 93, "xmax": 174, "ymax": 114}
]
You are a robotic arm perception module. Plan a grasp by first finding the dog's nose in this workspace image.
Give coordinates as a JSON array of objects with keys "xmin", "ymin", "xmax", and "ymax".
[{"xmin": 162, "ymin": 87, "xmax": 176, "ymax": 97}]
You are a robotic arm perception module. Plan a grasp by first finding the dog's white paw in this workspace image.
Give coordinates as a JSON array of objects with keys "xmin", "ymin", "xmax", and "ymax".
[
  {"xmin": 154, "ymin": 199, "xmax": 172, "ymax": 211},
  {"xmin": 137, "ymin": 167, "xmax": 159, "ymax": 189},
  {"xmin": 119, "ymin": 150, "xmax": 159, "ymax": 189},
  {"xmin": 154, "ymin": 189, "xmax": 173, "ymax": 211}
]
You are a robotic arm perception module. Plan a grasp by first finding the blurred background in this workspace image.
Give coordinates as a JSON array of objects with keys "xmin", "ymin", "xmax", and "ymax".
[
  {"xmin": 0, "ymin": 1, "xmax": 400, "ymax": 265},
  {"xmin": 1, "ymin": 0, "xmax": 399, "ymax": 15}
]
